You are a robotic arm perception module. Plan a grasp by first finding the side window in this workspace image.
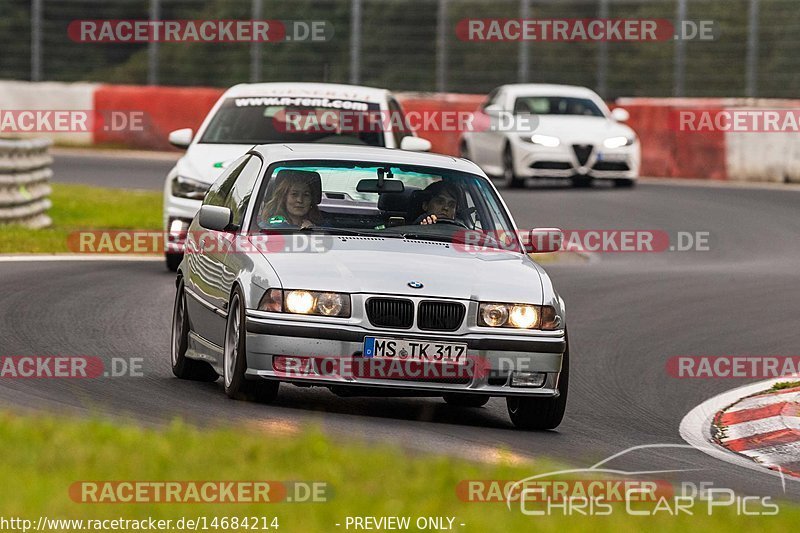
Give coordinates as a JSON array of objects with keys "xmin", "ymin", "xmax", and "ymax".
[
  {"xmin": 387, "ymin": 97, "xmax": 411, "ymax": 147},
  {"xmin": 224, "ymin": 156, "xmax": 262, "ymax": 227},
  {"xmin": 203, "ymin": 155, "xmax": 249, "ymax": 207}
]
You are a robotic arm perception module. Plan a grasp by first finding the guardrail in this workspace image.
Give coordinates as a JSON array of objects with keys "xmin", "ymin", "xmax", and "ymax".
[{"xmin": 0, "ymin": 138, "xmax": 53, "ymax": 228}]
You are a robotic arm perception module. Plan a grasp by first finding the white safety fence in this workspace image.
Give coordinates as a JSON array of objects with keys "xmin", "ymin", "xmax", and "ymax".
[{"xmin": 0, "ymin": 138, "xmax": 53, "ymax": 228}]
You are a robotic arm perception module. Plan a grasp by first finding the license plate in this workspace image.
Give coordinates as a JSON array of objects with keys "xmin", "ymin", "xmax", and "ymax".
[{"xmin": 363, "ymin": 337, "xmax": 468, "ymax": 365}]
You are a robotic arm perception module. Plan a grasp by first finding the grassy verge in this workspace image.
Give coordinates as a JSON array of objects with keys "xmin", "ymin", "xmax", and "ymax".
[
  {"xmin": 0, "ymin": 183, "xmax": 162, "ymax": 253},
  {"xmin": 0, "ymin": 411, "xmax": 796, "ymax": 532},
  {"xmin": 769, "ymin": 381, "xmax": 800, "ymax": 392}
]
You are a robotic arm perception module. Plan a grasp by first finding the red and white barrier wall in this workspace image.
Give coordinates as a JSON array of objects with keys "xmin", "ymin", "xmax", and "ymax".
[{"xmin": 2, "ymin": 80, "xmax": 799, "ymax": 182}]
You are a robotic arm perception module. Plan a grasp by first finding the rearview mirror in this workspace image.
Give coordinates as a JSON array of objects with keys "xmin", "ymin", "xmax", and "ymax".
[
  {"xmin": 525, "ymin": 228, "xmax": 563, "ymax": 253},
  {"xmin": 168, "ymin": 128, "xmax": 193, "ymax": 148},
  {"xmin": 400, "ymin": 136, "xmax": 432, "ymax": 152},
  {"xmin": 356, "ymin": 179, "xmax": 405, "ymax": 193},
  {"xmin": 198, "ymin": 205, "xmax": 234, "ymax": 232},
  {"xmin": 611, "ymin": 108, "xmax": 630, "ymax": 122}
]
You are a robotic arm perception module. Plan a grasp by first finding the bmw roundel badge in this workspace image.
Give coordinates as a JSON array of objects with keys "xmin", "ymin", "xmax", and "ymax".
[{"xmin": 407, "ymin": 281, "xmax": 424, "ymax": 289}]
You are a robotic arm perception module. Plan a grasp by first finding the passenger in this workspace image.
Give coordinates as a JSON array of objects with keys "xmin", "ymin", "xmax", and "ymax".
[{"xmin": 259, "ymin": 170, "xmax": 323, "ymax": 229}]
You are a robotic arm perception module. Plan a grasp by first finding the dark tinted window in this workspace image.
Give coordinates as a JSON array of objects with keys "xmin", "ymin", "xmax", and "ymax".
[
  {"xmin": 203, "ymin": 155, "xmax": 249, "ymax": 207},
  {"xmin": 224, "ymin": 156, "xmax": 262, "ymax": 227}
]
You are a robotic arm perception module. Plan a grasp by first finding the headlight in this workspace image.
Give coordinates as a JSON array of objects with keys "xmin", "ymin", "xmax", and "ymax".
[
  {"xmin": 603, "ymin": 136, "xmax": 635, "ymax": 149},
  {"xmin": 171, "ymin": 175, "xmax": 210, "ymax": 200},
  {"xmin": 259, "ymin": 289, "xmax": 351, "ymax": 318},
  {"xmin": 478, "ymin": 303, "xmax": 561, "ymax": 330},
  {"xmin": 525, "ymin": 134, "xmax": 561, "ymax": 147}
]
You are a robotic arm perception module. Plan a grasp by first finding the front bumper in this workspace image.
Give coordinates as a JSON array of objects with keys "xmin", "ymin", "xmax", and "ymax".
[
  {"xmin": 244, "ymin": 314, "xmax": 566, "ymax": 397},
  {"xmin": 514, "ymin": 141, "xmax": 640, "ymax": 180}
]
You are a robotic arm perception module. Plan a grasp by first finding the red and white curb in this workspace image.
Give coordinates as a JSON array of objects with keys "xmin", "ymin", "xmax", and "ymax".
[
  {"xmin": 681, "ymin": 376, "xmax": 800, "ymax": 485},
  {"xmin": 714, "ymin": 385, "xmax": 800, "ymax": 478}
]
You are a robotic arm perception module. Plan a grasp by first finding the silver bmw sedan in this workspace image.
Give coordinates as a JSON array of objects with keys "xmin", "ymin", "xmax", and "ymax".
[{"xmin": 171, "ymin": 143, "xmax": 568, "ymax": 430}]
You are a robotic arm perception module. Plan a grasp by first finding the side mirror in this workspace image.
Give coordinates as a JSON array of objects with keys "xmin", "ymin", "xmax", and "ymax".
[
  {"xmin": 400, "ymin": 136, "xmax": 432, "ymax": 152},
  {"xmin": 611, "ymin": 108, "xmax": 630, "ymax": 122},
  {"xmin": 525, "ymin": 228, "xmax": 563, "ymax": 253},
  {"xmin": 198, "ymin": 205, "xmax": 234, "ymax": 232},
  {"xmin": 168, "ymin": 128, "xmax": 194, "ymax": 149},
  {"xmin": 483, "ymin": 104, "xmax": 503, "ymax": 117}
]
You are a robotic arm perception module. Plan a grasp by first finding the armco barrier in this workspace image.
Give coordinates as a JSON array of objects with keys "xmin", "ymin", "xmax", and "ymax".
[{"xmin": 0, "ymin": 138, "xmax": 53, "ymax": 228}]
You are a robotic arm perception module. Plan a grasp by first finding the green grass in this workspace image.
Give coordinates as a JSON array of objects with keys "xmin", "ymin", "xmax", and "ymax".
[
  {"xmin": 0, "ymin": 411, "xmax": 796, "ymax": 532},
  {"xmin": 770, "ymin": 381, "xmax": 800, "ymax": 392},
  {"xmin": 0, "ymin": 183, "xmax": 162, "ymax": 253}
]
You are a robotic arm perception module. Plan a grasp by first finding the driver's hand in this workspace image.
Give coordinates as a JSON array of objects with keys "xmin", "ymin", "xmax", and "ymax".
[
  {"xmin": 300, "ymin": 220, "xmax": 314, "ymax": 229},
  {"xmin": 420, "ymin": 214, "xmax": 438, "ymax": 225}
]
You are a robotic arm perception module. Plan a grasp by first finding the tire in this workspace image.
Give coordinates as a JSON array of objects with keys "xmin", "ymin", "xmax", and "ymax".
[
  {"xmin": 506, "ymin": 332, "xmax": 569, "ymax": 430},
  {"xmin": 443, "ymin": 393, "xmax": 490, "ymax": 408},
  {"xmin": 223, "ymin": 287, "xmax": 279, "ymax": 403},
  {"xmin": 570, "ymin": 175, "xmax": 593, "ymax": 188},
  {"xmin": 502, "ymin": 145, "xmax": 525, "ymax": 189},
  {"xmin": 613, "ymin": 178, "xmax": 635, "ymax": 188},
  {"xmin": 171, "ymin": 279, "xmax": 218, "ymax": 382},
  {"xmin": 166, "ymin": 253, "xmax": 183, "ymax": 272}
]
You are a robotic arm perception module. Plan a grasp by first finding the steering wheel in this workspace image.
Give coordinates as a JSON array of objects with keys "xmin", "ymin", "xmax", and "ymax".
[{"xmin": 433, "ymin": 217, "xmax": 469, "ymax": 229}]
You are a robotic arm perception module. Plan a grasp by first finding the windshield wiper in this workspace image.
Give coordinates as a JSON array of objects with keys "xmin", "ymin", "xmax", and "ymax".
[
  {"xmin": 298, "ymin": 227, "xmax": 403, "ymax": 239},
  {"xmin": 399, "ymin": 232, "xmax": 455, "ymax": 243}
]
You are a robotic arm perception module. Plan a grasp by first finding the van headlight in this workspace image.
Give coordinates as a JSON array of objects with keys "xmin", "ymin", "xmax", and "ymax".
[{"xmin": 171, "ymin": 175, "xmax": 210, "ymax": 200}]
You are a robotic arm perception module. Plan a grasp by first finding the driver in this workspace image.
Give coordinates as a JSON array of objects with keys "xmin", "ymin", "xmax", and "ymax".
[{"xmin": 416, "ymin": 181, "xmax": 460, "ymax": 225}]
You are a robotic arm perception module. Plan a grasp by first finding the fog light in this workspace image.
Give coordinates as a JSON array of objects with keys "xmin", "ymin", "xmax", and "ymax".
[{"xmin": 510, "ymin": 371, "xmax": 547, "ymax": 388}]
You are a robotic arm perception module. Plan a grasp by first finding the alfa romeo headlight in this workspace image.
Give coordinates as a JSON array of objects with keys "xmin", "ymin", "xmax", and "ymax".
[
  {"xmin": 478, "ymin": 303, "xmax": 560, "ymax": 330},
  {"xmin": 171, "ymin": 175, "xmax": 210, "ymax": 200},
  {"xmin": 603, "ymin": 136, "xmax": 635, "ymax": 149},
  {"xmin": 259, "ymin": 289, "xmax": 351, "ymax": 318},
  {"xmin": 525, "ymin": 134, "xmax": 561, "ymax": 147}
]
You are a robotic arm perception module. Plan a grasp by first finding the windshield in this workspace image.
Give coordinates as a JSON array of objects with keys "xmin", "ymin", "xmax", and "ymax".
[
  {"xmin": 200, "ymin": 97, "xmax": 385, "ymax": 146},
  {"xmin": 248, "ymin": 160, "xmax": 522, "ymax": 253},
  {"xmin": 514, "ymin": 96, "xmax": 605, "ymax": 117}
]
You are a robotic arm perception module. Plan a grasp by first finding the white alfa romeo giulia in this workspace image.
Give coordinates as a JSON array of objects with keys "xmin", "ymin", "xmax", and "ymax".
[{"xmin": 460, "ymin": 83, "xmax": 640, "ymax": 189}]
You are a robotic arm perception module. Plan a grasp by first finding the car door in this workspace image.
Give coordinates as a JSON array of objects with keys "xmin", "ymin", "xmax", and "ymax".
[
  {"xmin": 215, "ymin": 154, "xmax": 264, "ymax": 304},
  {"xmin": 184, "ymin": 154, "xmax": 250, "ymax": 348}
]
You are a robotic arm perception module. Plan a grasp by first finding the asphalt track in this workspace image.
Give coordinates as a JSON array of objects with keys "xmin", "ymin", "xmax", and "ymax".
[{"xmin": 3, "ymin": 151, "xmax": 800, "ymax": 502}]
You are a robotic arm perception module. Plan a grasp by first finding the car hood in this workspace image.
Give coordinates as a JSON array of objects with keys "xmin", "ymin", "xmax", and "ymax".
[
  {"xmin": 518, "ymin": 115, "xmax": 635, "ymax": 145},
  {"xmin": 176, "ymin": 143, "xmax": 253, "ymax": 183},
  {"xmin": 256, "ymin": 236, "xmax": 544, "ymax": 303}
]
